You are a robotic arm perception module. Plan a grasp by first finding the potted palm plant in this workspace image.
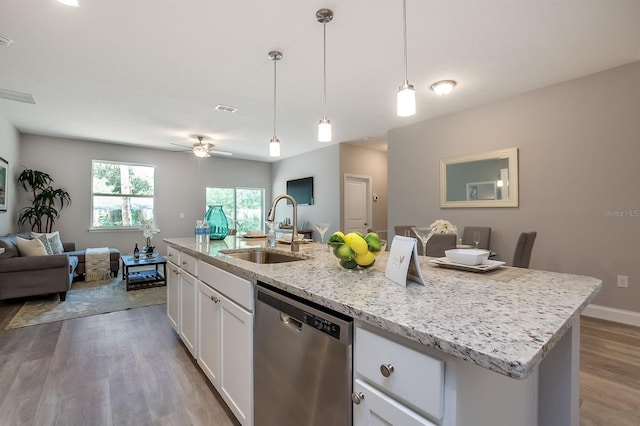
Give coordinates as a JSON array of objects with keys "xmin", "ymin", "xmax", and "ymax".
[{"xmin": 18, "ymin": 169, "xmax": 72, "ymax": 233}]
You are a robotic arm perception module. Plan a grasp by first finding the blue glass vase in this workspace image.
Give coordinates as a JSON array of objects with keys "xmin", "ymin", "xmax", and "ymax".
[{"xmin": 204, "ymin": 205, "xmax": 229, "ymax": 240}]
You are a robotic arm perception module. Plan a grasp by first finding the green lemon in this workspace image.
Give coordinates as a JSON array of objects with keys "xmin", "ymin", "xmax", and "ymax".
[
  {"xmin": 339, "ymin": 259, "xmax": 358, "ymax": 269},
  {"xmin": 335, "ymin": 244, "xmax": 356, "ymax": 261},
  {"xmin": 364, "ymin": 233, "xmax": 381, "ymax": 253},
  {"xmin": 328, "ymin": 233, "xmax": 345, "ymax": 244}
]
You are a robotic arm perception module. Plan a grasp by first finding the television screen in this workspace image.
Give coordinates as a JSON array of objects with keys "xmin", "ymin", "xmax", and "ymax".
[{"xmin": 286, "ymin": 177, "xmax": 314, "ymax": 205}]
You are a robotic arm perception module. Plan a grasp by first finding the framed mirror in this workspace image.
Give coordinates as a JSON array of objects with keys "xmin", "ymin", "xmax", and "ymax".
[{"xmin": 440, "ymin": 147, "xmax": 519, "ymax": 208}]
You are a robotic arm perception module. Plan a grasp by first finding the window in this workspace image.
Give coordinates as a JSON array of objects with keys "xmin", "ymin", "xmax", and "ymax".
[
  {"xmin": 91, "ymin": 160, "xmax": 156, "ymax": 229},
  {"xmin": 205, "ymin": 187, "xmax": 264, "ymax": 231}
]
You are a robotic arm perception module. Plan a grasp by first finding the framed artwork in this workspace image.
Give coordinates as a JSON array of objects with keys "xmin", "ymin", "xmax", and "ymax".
[{"xmin": 0, "ymin": 157, "xmax": 7, "ymax": 212}]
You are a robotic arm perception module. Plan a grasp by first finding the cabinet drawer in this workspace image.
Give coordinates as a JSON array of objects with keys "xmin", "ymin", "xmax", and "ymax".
[
  {"xmin": 180, "ymin": 252, "xmax": 197, "ymax": 276},
  {"xmin": 166, "ymin": 246, "xmax": 180, "ymax": 265},
  {"xmin": 198, "ymin": 260, "xmax": 253, "ymax": 311},
  {"xmin": 355, "ymin": 327, "xmax": 444, "ymax": 420}
]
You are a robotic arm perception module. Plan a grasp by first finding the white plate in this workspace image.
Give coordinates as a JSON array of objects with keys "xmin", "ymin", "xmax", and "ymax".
[
  {"xmin": 277, "ymin": 238, "xmax": 313, "ymax": 244},
  {"xmin": 242, "ymin": 233, "xmax": 267, "ymax": 238},
  {"xmin": 429, "ymin": 257, "xmax": 505, "ymax": 272}
]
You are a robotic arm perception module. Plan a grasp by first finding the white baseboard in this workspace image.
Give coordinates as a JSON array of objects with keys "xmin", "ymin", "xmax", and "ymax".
[{"xmin": 581, "ymin": 304, "xmax": 640, "ymax": 327}]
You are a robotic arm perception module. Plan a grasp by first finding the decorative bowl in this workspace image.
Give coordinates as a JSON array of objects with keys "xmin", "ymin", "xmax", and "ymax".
[
  {"xmin": 444, "ymin": 248, "xmax": 490, "ymax": 266},
  {"xmin": 328, "ymin": 241, "xmax": 381, "ymax": 272}
]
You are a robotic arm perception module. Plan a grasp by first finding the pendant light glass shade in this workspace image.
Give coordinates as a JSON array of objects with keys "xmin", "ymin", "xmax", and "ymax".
[
  {"xmin": 318, "ymin": 117, "xmax": 331, "ymax": 142},
  {"xmin": 268, "ymin": 51, "xmax": 282, "ymax": 158},
  {"xmin": 397, "ymin": 0, "xmax": 416, "ymax": 117},
  {"xmin": 269, "ymin": 138, "xmax": 281, "ymax": 157},
  {"xmin": 57, "ymin": 0, "xmax": 79, "ymax": 6},
  {"xmin": 397, "ymin": 83, "xmax": 416, "ymax": 117},
  {"xmin": 317, "ymin": 9, "xmax": 333, "ymax": 142}
]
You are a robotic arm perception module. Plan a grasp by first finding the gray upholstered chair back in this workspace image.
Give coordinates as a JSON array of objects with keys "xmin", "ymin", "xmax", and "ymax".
[
  {"xmin": 512, "ymin": 232, "xmax": 537, "ymax": 268},
  {"xmin": 393, "ymin": 225, "xmax": 415, "ymax": 239},
  {"xmin": 462, "ymin": 226, "xmax": 492, "ymax": 249},
  {"xmin": 424, "ymin": 233, "xmax": 457, "ymax": 257}
]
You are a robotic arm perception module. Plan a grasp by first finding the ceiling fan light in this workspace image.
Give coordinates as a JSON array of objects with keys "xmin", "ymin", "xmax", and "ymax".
[
  {"xmin": 318, "ymin": 117, "xmax": 331, "ymax": 142},
  {"xmin": 269, "ymin": 138, "xmax": 281, "ymax": 157},
  {"xmin": 397, "ymin": 84, "xmax": 416, "ymax": 117},
  {"xmin": 431, "ymin": 80, "xmax": 457, "ymax": 96}
]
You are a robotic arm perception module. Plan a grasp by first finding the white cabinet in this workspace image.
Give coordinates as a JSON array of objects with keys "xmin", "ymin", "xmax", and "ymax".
[
  {"xmin": 165, "ymin": 248, "xmax": 198, "ymax": 358},
  {"xmin": 166, "ymin": 259, "xmax": 181, "ymax": 332},
  {"xmin": 353, "ymin": 379, "xmax": 437, "ymax": 426},
  {"xmin": 354, "ymin": 325, "xmax": 444, "ymax": 425},
  {"xmin": 179, "ymin": 269, "xmax": 197, "ymax": 357},
  {"xmin": 197, "ymin": 260, "xmax": 253, "ymax": 426}
]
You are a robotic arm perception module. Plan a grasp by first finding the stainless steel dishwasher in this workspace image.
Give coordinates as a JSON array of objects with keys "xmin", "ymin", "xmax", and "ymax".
[{"xmin": 254, "ymin": 282, "xmax": 353, "ymax": 426}]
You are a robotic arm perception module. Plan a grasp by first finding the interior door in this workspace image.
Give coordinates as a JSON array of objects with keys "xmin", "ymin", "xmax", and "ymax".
[{"xmin": 344, "ymin": 174, "xmax": 372, "ymax": 234}]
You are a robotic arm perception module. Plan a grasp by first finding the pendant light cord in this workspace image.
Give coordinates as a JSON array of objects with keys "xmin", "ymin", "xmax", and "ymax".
[
  {"xmin": 402, "ymin": 0, "xmax": 409, "ymax": 85},
  {"xmin": 323, "ymin": 20, "xmax": 327, "ymax": 118},
  {"xmin": 272, "ymin": 58, "xmax": 277, "ymax": 139}
]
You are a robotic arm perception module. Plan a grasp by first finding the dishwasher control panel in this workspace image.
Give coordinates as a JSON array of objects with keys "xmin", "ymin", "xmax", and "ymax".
[{"xmin": 303, "ymin": 311, "xmax": 341, "ymax": 339}]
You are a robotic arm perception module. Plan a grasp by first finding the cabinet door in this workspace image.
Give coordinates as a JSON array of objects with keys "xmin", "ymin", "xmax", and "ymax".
[
  {"xmin": 197, "ymin": 281, "xmax": 221, "ymax": 386},
  {"xmin": 219, "ymin": 295, "xmax": 253, "ymax": 426},
  {"xmin": 180, "ymin": 271, "xmax": 197, "ymax": 357},
  {"xmin": 353, "ymin": 380, "xmax": 436, "ymax": 426},
  {"xmin": 166, "ymin": 262, "xmax": 181, "ymax": 333}
]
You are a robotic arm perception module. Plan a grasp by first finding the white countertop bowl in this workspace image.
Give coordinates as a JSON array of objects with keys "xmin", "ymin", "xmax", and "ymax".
[{"xmin": 445, "ymin": 248, "xmax": 491, "ymax": 265}]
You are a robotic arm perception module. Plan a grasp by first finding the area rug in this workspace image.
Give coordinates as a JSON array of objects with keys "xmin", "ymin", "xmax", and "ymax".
[{"xmin": 5, "ymin": 277, "xmax": 166, "ymax": 329}]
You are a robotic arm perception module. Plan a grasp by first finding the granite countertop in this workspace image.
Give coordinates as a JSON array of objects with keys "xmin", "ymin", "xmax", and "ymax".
[{"xmin": 164, "ymin": 236, "xmax": 601, "ymax": 380}]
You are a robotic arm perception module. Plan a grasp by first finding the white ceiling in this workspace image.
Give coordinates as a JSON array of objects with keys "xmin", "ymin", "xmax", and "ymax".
[{"xmin": 1, "ymin": 0, "xmax": 639, "ymax": 162}]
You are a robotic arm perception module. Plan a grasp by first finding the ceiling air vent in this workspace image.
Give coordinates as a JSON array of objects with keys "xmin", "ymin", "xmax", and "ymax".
[
  {"xmin": 0, "ymin": 34, "xmax": 13, "ymax": 47},
  {"xmin": 0, "ymin": 88, "xmax": 36, "ymax": 104},
  {"xmin": 214, "ymin": 104, "xmax": 237, "ymax": 113}
]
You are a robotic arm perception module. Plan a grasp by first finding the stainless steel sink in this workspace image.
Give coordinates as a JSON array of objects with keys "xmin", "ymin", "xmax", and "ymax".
[{"xmin": 221, "ymin": 249, "xmax": 306, "ymax": 264}]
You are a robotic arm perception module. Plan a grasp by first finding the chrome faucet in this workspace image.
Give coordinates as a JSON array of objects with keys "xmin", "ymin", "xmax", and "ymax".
[{"xmin": 267, "ymin": 194, "xmax": 300, "ymax": 252}]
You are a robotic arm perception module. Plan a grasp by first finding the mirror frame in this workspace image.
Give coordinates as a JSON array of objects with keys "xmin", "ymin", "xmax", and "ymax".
[{"xmin": 440, "ymin": 147, "xmax": 519, "ymax": 208}]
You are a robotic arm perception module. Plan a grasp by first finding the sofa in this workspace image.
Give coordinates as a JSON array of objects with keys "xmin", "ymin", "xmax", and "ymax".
[{"xmin": 0, "ymin": 233, "xmax": 120, "ymax": 301}]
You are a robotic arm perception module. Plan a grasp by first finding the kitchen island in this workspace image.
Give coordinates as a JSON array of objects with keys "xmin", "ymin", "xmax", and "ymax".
[{"xmin": 164, "ymin": 236, "xmax": 601, "ymax": 426}]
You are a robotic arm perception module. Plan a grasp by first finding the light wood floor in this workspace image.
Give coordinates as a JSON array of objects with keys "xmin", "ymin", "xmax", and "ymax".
[
  {"xmin": 579, "ymin": 316, "xmax": 640, "ymax": 426},
  {"xmin": 0, "ymin": 301, "xmax": 239, "ymax": 426},
  {"xmin": 1, "ymin": 300, "xmax": 638, "ymax": 426}
]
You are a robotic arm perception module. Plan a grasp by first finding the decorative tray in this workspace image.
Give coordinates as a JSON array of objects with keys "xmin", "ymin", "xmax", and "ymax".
[
  {"xmin": 242, "ymin": 234, "xmax": 267, "ymax": 239},
  {"xmin": 429, "ymin": 257, "xmax": 505, "ymax": 272}
]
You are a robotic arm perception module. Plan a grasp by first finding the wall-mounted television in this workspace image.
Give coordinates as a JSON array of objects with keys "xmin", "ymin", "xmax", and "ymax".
[{"xmin": 286, "ymin": 176, "xmax": 314, "ymax": 205}]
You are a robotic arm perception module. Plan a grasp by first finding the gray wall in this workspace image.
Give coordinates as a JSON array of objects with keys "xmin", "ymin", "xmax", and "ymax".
[
  {"xmin": 388, "ymin": 61, "xmax": 640, "ymax": 313},
  {"xmin": 19, "ymin": 134, "xmax": 272, "ymax": 256},
  {"xmin": 271, "ymin": 144, "xmax": 340, "ymax": 239},
  {"xmin": 340, "ymin": 144, "xmax": 388, "ymax": 233},
  {"xmin": 0, "ymin": 114, "xmax": 19, "ymax": 236}
]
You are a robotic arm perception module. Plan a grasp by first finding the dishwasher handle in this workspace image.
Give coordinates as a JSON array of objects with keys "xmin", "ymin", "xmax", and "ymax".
[{"xmin": 280, "ymin": 313, "xmax": 302, "ymax": 332}]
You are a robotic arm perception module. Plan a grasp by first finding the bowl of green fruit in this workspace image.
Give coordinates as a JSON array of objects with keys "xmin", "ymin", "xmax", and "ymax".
[{"xmin": 328, "ymin": 231, "xmax": 385, "ymax": 272}]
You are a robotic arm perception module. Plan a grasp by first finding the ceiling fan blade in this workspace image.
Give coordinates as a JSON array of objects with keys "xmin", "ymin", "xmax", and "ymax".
[
  {"xmin": 170, "ymin": 142, "xmax": 193, "ymax": 150},
  {"xmin": 210, "ymin": 150, "xmax": 233, "ymax": 156}
]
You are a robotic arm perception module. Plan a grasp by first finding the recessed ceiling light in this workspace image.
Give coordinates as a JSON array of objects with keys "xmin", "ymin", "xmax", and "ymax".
[
  {"xmin": 214, "ymin": 104, "xmax": 237, "ymax": 113},
  {"xmin": 431, "ymin": 80, "xmax": 457, "ymax": 96},
  {"xmin": 0, "ymin": 34, "xmax": 13, "ymax": 47},
  {"xmin": 56, "ymin": 0, "xmax": 80, "ymax": 7}
]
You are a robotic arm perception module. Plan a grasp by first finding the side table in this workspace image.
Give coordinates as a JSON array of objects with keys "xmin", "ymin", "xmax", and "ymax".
[{"xmin": 121, "ymin": 254, "xmax": 167, "ymax": 291}]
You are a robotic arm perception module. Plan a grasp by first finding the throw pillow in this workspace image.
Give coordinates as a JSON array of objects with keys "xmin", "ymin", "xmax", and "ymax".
[
  {"xmin": 32, "ymin": 233, "xmax": 54, "ymax": 255},
  {"xmin": 16, "ymin": 237, "xmax": 48, "ymax": 257},
  {"xmin": 31, "ymin": 231, "xmax": 64, "ymax": 255}
]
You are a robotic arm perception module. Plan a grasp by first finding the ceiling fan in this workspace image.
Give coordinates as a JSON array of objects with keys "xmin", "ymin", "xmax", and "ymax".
[{"xmin": 171, "ymin": 135, "xmax": 233, "ymax": 158}]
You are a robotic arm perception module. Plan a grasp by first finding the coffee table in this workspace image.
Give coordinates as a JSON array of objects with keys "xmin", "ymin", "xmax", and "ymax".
[{"xmin": 121, "ymin": 254, "xmax": 167, "ymax": 291}]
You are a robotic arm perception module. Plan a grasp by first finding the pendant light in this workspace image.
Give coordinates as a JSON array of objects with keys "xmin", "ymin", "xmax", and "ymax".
[
  {"xmin": 268, "ymin": 50, "xmax": 282, "ymax": 157},
  {"xmin": 397, "ymin": 0, "xmax": 415, "ymax": 117},
  {"xmin": 316, "ymin": 8, "xmax": 333, "ymax": 142}
]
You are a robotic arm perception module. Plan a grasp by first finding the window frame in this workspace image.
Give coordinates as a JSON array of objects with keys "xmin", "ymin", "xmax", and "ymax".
[{"xmin": 90, "ymin": 159, "xmax": 157, "ymax": 231}]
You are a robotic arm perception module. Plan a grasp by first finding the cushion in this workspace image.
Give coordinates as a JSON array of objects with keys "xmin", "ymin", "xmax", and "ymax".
[
  {"xmin": 32, "ymin": 233, "xmax": 54, "ymax": 255},
  {"xmin": 16, "ymin": 237, "xmax": 48, "ymax": 257},
  {"xmin": 31, "ymin": 231, "xmax": 64, "ymax": 255}
]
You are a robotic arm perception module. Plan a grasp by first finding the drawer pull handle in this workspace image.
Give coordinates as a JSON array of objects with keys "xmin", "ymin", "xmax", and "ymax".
[
  {"xmin": 210, "ymin": 295, "xmax": 220, "ymax": 303},
  {"xmin": 380, "ymin": 363, "xmax": 394, "ymax": 377},
  {"xmin": 351, "ymin": 392, "xmax": 365, "ymax": 405}
]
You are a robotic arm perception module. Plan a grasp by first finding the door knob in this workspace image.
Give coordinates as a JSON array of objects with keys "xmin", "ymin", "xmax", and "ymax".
[
  {"xmin": 351, "ymin": 392, "xmax": 365, "ymax": 405},
  {"xmin": 380, "ymin": 363, "xmax": 394, "ymax": 377},
  {"xmin": 210, "ymin": 295, "xmax": 220, "ymax": 303}
]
